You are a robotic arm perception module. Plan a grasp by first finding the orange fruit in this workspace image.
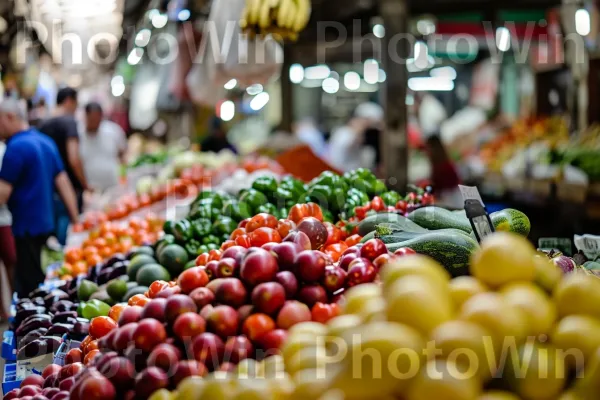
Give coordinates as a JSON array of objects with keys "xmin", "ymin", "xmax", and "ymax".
[
  {"xmin": 61, "ymin": 274, "xmax": 73, "ymax": 281},
  {"xmin": 93, "ymin": 238, "xmax": 108, "ymax": 248},
  {"xmin": 109, "ymin": 304, "xmax": 127, "ymax": 321},
  {"xmin": 99, "ymin": 222, "xmax": 114, "ymax": 236},
  {"xmin": 84, "ymin": 339, "xmax": 99, "ymax": 354},
  {"xmin": 89, "ymin": 230, "xmax": 100, "ymax": 240},
  {"xmin": 104, "ymin": 232, "xmax": 117, "ymax": 245},
  {"xmin": 72, "ymin": 261, "xmax": 88, "ymax": 275},
  {"xmin": 84, "ymin": 349, "xmax": 100, "ymax": 365},
  {"xmin": 62, "ymin": 263, "xmax": 74, "ymax": 273},
  {"xmin": 65, "ymin": 248, "xmax": 83, "ymax": 264},
  {"xmin": 128, "ymin": 217, "xmax": 143, "ymax": 229},
  {"xmin": 81, "ymin": 335, "xmax": 93, "ymax": 350},
  {"xmin": 128, "ymin": 294, "xmax": 150, "ymax": 307},
  {"xmin": 83, "ymin": 246, "xmax": 99, "ymax": 258},
  {"xmin": 99, "ymin": 246, "xmax": 113, "ymax": 259},
  {"xmin": 86, "ymin": 254, "xmax": 103, "ymax": 266}
]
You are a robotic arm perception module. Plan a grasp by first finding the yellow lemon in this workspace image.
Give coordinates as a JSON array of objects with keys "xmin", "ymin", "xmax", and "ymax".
[
  {"xmin": 553, "ymin": 273, "xmax": 600, "ymax": 319},
  {"xmin": 500, "ymin": 282, "xmax": 556, "ymax": 337},
  {"xmin": 552, "ymin": 315, "xmax": 600, "ymax": 368},
  {"xmin": 406, "ymin": 359, "xmax": 481, "ymax": 400},
  {"xmin": 449, "ymin": 276, "xmax": 490, "ymax": 310},
  {"xmin": 380, "ymin": 254, "xmax": 450, "ymax": 295}
]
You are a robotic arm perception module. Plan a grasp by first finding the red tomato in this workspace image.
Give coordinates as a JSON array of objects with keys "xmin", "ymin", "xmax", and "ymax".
[
  {"xmin": 230, "ymin": 228, "xmax": 247, "ymax": 240},
  {"xmin": 147, "ymin": 280, "xmax": 170, "ymax": 298},
  {"xmin": 354, "ymin": 206, "xmax": 368, "ymax": 220},
  {"xmin": 324, "ymin": 242, "xmax": 349, "ymax": 262},
  {"xmin": 311, "ymin": 303, "xmax": 341, "ymax": 324},
  {"xmin": 250, "ymin": 227, "xmax": 282, "ymax": 247},
  {"xmin": 246, "ymin": 213, "xmax": 279, "ymax": 233},
  {"xmin": 394, "ymin": 247, "xmax": 417, "ymax": 257},
  {"xmin": 288, "ymin": 202, "xmax": 323, "ymax": 224},
  {"xmin": 235, "ymin": 235, "xmax": 252, "ymax": 248},
  {"xmin": 277, "ymin": 219, "xmax": 296, "ymax": 239},
  {"xmin": 324, "ymin": 222, "xmax": 344, "ymax": 247},
  {"xmin": 177, "ymin": 267, "xmax": 209, "ymax": 293},
  {"xmin": 345, "ymin": 234, "xmax": 362, "ymax": 247},
  {"xmin": 370, "ymin": 196, "xmax": 385, "ymax": 211},
  {"xmin": 238, "ymin": 218, "xmax": 251, "ymax": 228},
  {"xmin": 242, "ymin": 314, "xmax": 276, "ymax": 342},
  {"xmin": 421, "ymin": 192, "xmax": 434, "ymax": 205},
  {"xmin": 208, "ymin": 249, "xmax": 222, "ymax": 262},
  {"xmin": 221, "ymin": 240, "xmax": 236, "ymax": 250},
  {"xmin": 196, "ymin": 253, "xmax": 210, "ymax": 266},
  {"xmin": 396, "ymin": 200, "xmax": 408, "ymax": 213},
  {"xmin": 360, "ymin": 239, "xmax": 388, "ymax": 261},
  {"xmin": 373, "ymin": 253, "xmax": 392, "ymax": 269},
  {"xmin": 89, "ymin": 316, "xmax": 117, "ymax": 339}
]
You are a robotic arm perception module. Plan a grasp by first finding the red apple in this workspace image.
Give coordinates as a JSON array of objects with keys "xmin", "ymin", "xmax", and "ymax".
[
  {"xmin": 295, "ymin": 250, "xmax": 327, "ymax": 282},
  {"xmin": 141, "ymin": 298, "xmax": 167, "ymax": 322},
  {"xmin": 346, "ymin": 258, "xmax": 377, "ymax": 287},
  {"xmin": 79, "ymin": 374, "xmax": 116, "ymax": 400},
  {"xmin": 18, "ymin": 386, "xmax": 41, "ymax": 397},
  {"xmin": 251, "ymin": 282, "xmax": 286, "ymax": 315},
  {"xmin": 204, "ymin": 260, "xmax": 220, "ymax": 280},
  {"xmin": 94, "ymin": 353, "xmax": 118, "ymax": 376},
  {"xmin": 117, "ymin": 306, "xmax": 143, "ymax": 326},
  {"xmin": 338, "ymin": 252, "xmax": 360, "ymax": 271},
  {"xmin": 240, "ymin": 248, "xmax": 279, "ymax": 286},
  {"xmin": 165, "ymin": 294, "xmax": 198, "ymax": 323},
  {"xmin": 98, "ymin": 329, "xmax": 117, "ymax": 352},
  {"xmin": 21, "ymin": 375, "xmax": 44, "ymax": 388},
  {"xmin": 171, "ymin": 361, "xmax": 208, "ymax": 387},
  {"xmin": 199, "ymin": 304, "xmax": 214, "ymax": 320},
  {"xmin": 373, "ymin": 253, "xmax": 392, "ymax": 269},
  {"xmin": 98, "ymin": 357, "xmax": 135, "ymax": 390},
  {"xmin": 154, "ymin": 286, "xmax": 182, "ymax": 299},
  {"xmin": 177, "ymin": 267, "xmax": 209, "ymax": 294},
  {"xmin": 42, "ymin": 365, "xmax": 61, "ymax": 379},
  {"xmin": 3, "ymin": 389, "xmax": 19, "ymax": 400},
  {"xmin": 283, "ymin": 231, "xmax": 311, "ymax": 251},
  {"xmin": 134, "ymin": 367, "xmax": 168, "ymax": 400},
  {"xmin": 258, "ymin": 329, "xmax": 288, "ymax": 354},
  {"xmin": 57, "ymin": 362, "xmax": 83, "ymax": 383},
  {"xmin": 58, "ymin": 377, "xmax": 74, "ymax": 392},
  {"xmin": 42, "ymin": 373, "xmax": 58, "ymax": 389},
  {"xmin": 276, "ymin": 301, "xmax": 311, "ymax": 329},
  {"xmin": 192, "ymin": 333, "xmax": 225, "ymax": 369},
  {"xmin": 50, "ymin": 392, "xmax": 69, "ymax": 400},
  {"xmin": 275, "ymin": 271, "xmax": 298, "ymax": 299},
  {"xmin": 206, "ymin": 278, "xmax": 226, "ymax": 294},
  {"xmin": 296, "ymin": 218, "xmax": 328, "ymax": 250},
  {"xmin": 323, "ymin": 266, "xmax": 347, "ymax": 292},
  {"xmin": 215, "ymin": 278, "xmax": 248, "ymax": 308},
  {"xmin": 31, "ymin": 395, "xmax": 48, "ymax": 400},
  {"xmin": 242, "ymin": 314, "xmax": 275, "ymax": 342},
  {"xmin": 216, "ymin": 258, "xmax": 238, "ymax": 278},
  {"xmin": 134, "ymin": 318, "xmax": 167, "ymax": 352},
  {"xmin": 207, "ymin": 305, "xmax": 239, "ymax": 338},
  {"xmin": 148, "ymin": 343, "xmax": 182, "ymax": 373},
  {"xmin": 123, "ymin": 345, "xmax": 147, "ymax": 372},
  {"xmin": 189, "ymin": 287, "xmax": 215, "ymax": 309},
  {"xmin": 41, "ymin": 388, "xmax": 58, "ymax": 399},
  {"xmin": 224, "ymin": 336, "xmax": 254, "ymax": 364},
  {"xmin": 173, "ymin": 312, "xmax": 206, "ymax": 340},
  {"xmin": 360, "ymin": 239, "xmax": 388, "ymax": 261},
  {"xmin": 112, "ymin": 323, "xmax": 138, "ymax": 352},
  {"xmin": 270, "ymin": 242, "xmax": 301, "ymax": 272},
  {"xmin": 297, "ymin": 285, "xmax": 328, "ymax": 308},
  {"xmin": 237, "ymin": 305, "xmax": 254, "ymax": 325},
  {"xmin": 261, "ymin": 242, "xmax": 278, "ymax": 252},
  {"xmin": 221, "ymin": 246, "xmax": 248, "ymax": 265}
]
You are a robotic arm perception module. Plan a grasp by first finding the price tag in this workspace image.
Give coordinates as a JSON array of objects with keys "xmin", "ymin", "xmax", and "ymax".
[
  {"xmin": 458, "ymin": 185, "xmax": 494, "ymax": 243},
  {"xmin": 538, "ymin": 238, "xmax": 573, "ymax": 256},
  {"xmin": 574, "ymin": 235, "xmax": 600, "ymax": 261}
]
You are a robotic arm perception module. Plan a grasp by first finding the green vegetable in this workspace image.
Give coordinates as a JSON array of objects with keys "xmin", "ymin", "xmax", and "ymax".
[
  {"xmin": 381, "ymin": 191, "xmax": 401, "ymax": 207},
  {"xmin": 257, "ymin": 203, "xmax": 278, "ymax": 216},
  {"xmin": 584, "ymin": 261, "xmax": 600, "ymax": 271},
  {"xmin": 490, "ymin": 209, "xmax": 531, "ymax": 237},
  {"xmin": 278, "ymin": 208, "xmax": 289, "ymax": 220},
  {"xmin": 213, "ymin": 217, "xmax": 237, "ymax": 236},
  {"xmin": 185, "ymin": 239, "xmax": 202, "ymax": 258},
  {"xmin": 136, "ymin": 264, "xmax": 171, "ymax": 287},
  {"xmin": 172, "ymin": 219, "xmax": 192, "ymax": 242},
  {"xmin": 155, "ymin": 234, "xmax": 176, "ymax": 258},
  {"xmin": 77, "ymin": 279, "xmax": 98, "ymax": 301},
  {"xmin": 252, "ymin": 176, "xmax": 278, "ymax": 196},
  {"xmin": 322, "ymin": 210, "xmax": 334, "ymax": 223},
  {"xmin": 191, "ymin": 218, "xmax": 212, "ymax": 239},
  {"xmin": 222, "ymin": 200, "xmax": 245, "ymax": 221},
  {"xmin": 273, "ymin": 187, "xmax": 294, "ymax": 209},
  {"xmin": 162, "ymin": 220, "xmax": 176, "ymax": 236},
  {"xmin": 207, "ymin": 243, "xmax": 219, "ymax": 251},
  {"xmin": 386, "ymin": 231, "xmax": 479, "ymax": 277},
  {"xmin": 158, "ymin": 244, "xmax": 189, "ymax": 276},
  {"xmin": 198, "ymin": 245, "xmax": 209, "ymax": 254},
  {"xmin": 189, "ymin": 203, "xmax": 214, "ymax": 221},
  {"xmin": 203, "ymin": 234, "xmax": 220, "ymax": 245},
  {"xmin": 239, "ymin": 189, "xmax": 268, "ymax": 215},
  {"xmin": 358, "ymin": 213, "xmax": 427, "ymax": 236},
  {"xmin": 407, "ymin": 206, "xmax": 473, "ymax": 233},
  {"xmin": 107, "ymin": 279, "xmax": 128, "ymax": 302}
]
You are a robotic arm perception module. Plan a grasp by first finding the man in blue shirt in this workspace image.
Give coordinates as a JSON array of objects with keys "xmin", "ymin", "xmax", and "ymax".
[{"xmin": 0, "ymin": 99, "xmax": 79, "ymax": 297}]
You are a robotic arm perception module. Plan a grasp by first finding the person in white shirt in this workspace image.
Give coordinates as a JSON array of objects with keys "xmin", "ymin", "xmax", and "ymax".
[{"xmin": 80, "ymin": 102, "xmax": 128, "ymax": 192}]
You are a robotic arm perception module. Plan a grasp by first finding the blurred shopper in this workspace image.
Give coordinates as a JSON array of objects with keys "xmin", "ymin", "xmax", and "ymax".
[
  {"xmin": 201, "ymin": 118, "xmax": 237, "ymax": 153},
  {"xmin": 0, "ymin": 99, "xmax": 78, "ymax": 297},
  {"xmin": 293, "ymin": 118, "xmax": 326, "ymax": 157},
  {"xmin": 39, "ymin": 87, "xmax": 89, "ymax": 244},
  {"xmin": 328, "ymin": 102, "xmax": 383, "ymax": 172},
  {"xmin": 80, "ymin": 102, "xmax": 128, "ymax": 192},
  {"xmin": 0, "ymin": 141, "xmax": 15, "ymax": 319}
]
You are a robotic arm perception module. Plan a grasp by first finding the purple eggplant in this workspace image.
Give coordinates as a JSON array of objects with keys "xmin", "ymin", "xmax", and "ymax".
[
  {"xmin": 51, "ymin": 311, "xmax": 78, "ymax": 324},
  {"xmin": 15, "ymin": 307, "xmax": 47, "ymax": 326},
  {"xmin": 46, "ymin": 323, "xmax": 73, "ymax": 337},
  {"xmin": 19, "ymin": 313, "xmax": 52, "ymax": 329},
  {"xmin": 17, "ymin": 328, "xmax": 48, "ymax": 348},
  {"xmin": 105, "ymin": 254, "xmax": 126, "ymax": 268},
  {"xmin": 17, "ymin": 336, "xmax": 61, "ymax": 360},
  {"xmin": 97, "ymin": 267, "xmax": 114, "ymax": 285},
  {"xmin": 29, "ymin": 288, "xmax": 51, "ymax": 299},
  {"xmin": 16, "ymin": 318, "xmax": 52, "ymax": 337},
  {"xmin": 108, "ymin": 263, "xmax": 128, "ymax": 280},
  {"xmin": 50, "ymin": 300, "xmax": 74, "ymax": 314},
  {"xmin": 43, "ymin": 290, "xmax": 69, "ymax": 308}
]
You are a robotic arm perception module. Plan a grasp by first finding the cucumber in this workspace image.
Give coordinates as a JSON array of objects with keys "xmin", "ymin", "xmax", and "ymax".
[
  {"xmin": 386, "ymin": 231, "xmax": 479, "ymax": 277},
  {"xmin": 358, "ymin": 213, "xmax": 427, "ymax": 236},
  {"xmin": 584, "ymin": 261, "xmax": 600, "ymax": 271},
  {"xmin": 490, "ymin": 208, "xmax": 530, "ymax": 237},
  {"xmin": 407, "ymin": 207, "xmax": 472, "ymax": 233},
  {"xmin": 378, "ymin": 228, "xmax": 473, "ymax": 245}
]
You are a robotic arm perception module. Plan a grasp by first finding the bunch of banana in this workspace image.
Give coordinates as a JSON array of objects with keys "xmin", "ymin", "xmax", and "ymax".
[{"xmin": 240, "ymin": 0, "xmax": 311, "ymax": 41}]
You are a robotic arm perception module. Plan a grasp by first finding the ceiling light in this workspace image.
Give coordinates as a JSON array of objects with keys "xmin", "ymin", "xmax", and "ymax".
[
  {"xmin": 135, "ymin": 29, "xmax": 151, "ymax": 47},
  {"xmin": 148, "ymin": 9, "xmax": 160, "ymax": 20},
  {"xmin": 300, "ymin": 79, "xmax": 324, "ymax": 88},
  {"xmin": 378, "ymin": 69, "xmax": 387, "ymax": 83},
  {"xmin": 373, "ymin": 24, "xmax": 385, "ymax": 38},
  {"xmin": 289, "ymin": 64, "xmax": 305, "ymax": 84},
  {"xmin": 344, "ymin": 72, "xmax": 361, "ymax": 91},
  {"xmin": 364, "ymin": 59, "xmax": 379, "ymax": 85},
  {"xmin": 408, "ymin": 77, "xmax": 454, "ymax": 91},
  {"xmin": 322, "ymin": 78, "xmax": 339, "ymax": 94},
  {"xmin": 224, "ymin": 79, "xmax": 237, "ymax": 90},
  {"xmin": 416, "ymin": 19, "xmax": 436, "ymax": 35},
  {"xmin": 178, "ymin": 9, "xmax": 191, "ymax": 21},
  {"xmin": 127, "ymin": 48, "xmax": 144, "ymax": 65},
  {"xmin": 220, "ymin": 101, "xmax": 235, "ymax": 121},
  {"xmin": 112, "ymin": 82, "xmax": 125, "ymax": 97},
  {"xmin": 496, "ymin": 27, "xmax": 511, "ymax": 52},
  {"xmin": 152, "ymin": 13, "xmax": 168, "ymax": 29},
  {"xmin": 250, "ymin": 92, "xmax": 270, "ymax": 111},
  {"xmin": 111, "ymin": 75, "xmax": 124, "ymax": 87},
  {"xmin": 304, "ymin": 65, "xmax": 330, "ymax": 80},
  {"xmin": 576, "ymin": 8, "xmax": 591, "ymax": 36},
  {"xmin": 246, "ymin": 84, "xmax": 263, "ymax": 95},
  {"xmin": 430, "ymin": 66, "xmax": 457, "ymax": 80}
]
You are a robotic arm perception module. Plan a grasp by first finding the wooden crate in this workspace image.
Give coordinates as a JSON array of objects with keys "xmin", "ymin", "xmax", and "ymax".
[{"xmin": 556, "ymin": 182, "xmax": 588, "ymax": 204}]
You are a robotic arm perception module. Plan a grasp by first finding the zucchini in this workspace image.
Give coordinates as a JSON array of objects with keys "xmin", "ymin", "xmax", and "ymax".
[
  {"xmin": 490, "ymin": 208, "xmax": 530, "ymax": 237},
  {"xmin": 386, "ymin": 232, "xmax": 479, "ymax": 277},
  {"xmin": 407, "ymin": 207, "xmax": 472, "ymax": 233},
  {"xmin": 584, "ymin": 261, "xmax": 600, "ymax": 271},
  {"xmin": 358, "ymin": 213, "xmax": 427, "ymax": 236}
]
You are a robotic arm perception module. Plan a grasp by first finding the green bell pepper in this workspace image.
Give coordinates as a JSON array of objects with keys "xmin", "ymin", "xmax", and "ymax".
[
  {"xmin": 347, "ymin": 188, "xmax": 369, "ymax": 205},
  {"xmin": 238, "ymin": 189, "xmax": 268, "ymax": 214},
  {"xmin": 173, "ymin": 219, "xmax": 192, "ymax": 242},
  {"xmin": 323, "ymin": 210, "xmax": 334, "ymax": 223},
  {"xmin": 198, "ymin": 244, "xmax": 209, "ymax": 254},
  {"xmin": 257, "ymin": 203, "xmax": 278, "ymax": 216},
  {"xmin": 252, "ymin": 176, "xmax": 278, "ymax": 196},
  {"xmin": 203, "ymin": 234, "xmax": 220, "ymax": 245},
  {"xmin": 213, "ymin": 217, "xmax": 237, "ymax": 236},
  {"xmin": 162, "ymin": 220, "xmax": 176, "ymax": 236},
  {"xmin": 278, "ymin": 207, "xmax": 289, "ymax": 220},
  {"xmin": 381, "ymin": 191, "xmax": 401, "ymax": 207},
  {"xmin": 185, "ymin": 239, "xmax": 202, "ymax": 258},
  {"xmin": 207, "ymin": 243, "xmax": 219, "ymax": 251},
  {"xmin": 191, "ymin": 218, "xmax": 212, "ymax": 239},
  {"xmin": 273, "ymin": 187, "xmax": 294, "ymax": 209},
  {"xmin": 372, "ymin": 180, "xmax": 387, "ymax": 195},
  {"xmin": 189, "ymin": 202, "xmax": 214, "ymax": 221}
]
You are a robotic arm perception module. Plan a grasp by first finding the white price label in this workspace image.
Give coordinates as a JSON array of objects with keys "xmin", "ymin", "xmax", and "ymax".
[
  {"xmin": 458, "ymin": 185, "xmax": 485, "ymax": 206},
  {"xmin": 574, "ymin": 235, "xmax": 600, "ymax": 260}
]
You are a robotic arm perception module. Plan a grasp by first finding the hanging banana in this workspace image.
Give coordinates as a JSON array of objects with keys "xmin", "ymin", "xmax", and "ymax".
[{"xmin": 240, "ymin": 0, "xmax": 312, "ymax": 41}]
